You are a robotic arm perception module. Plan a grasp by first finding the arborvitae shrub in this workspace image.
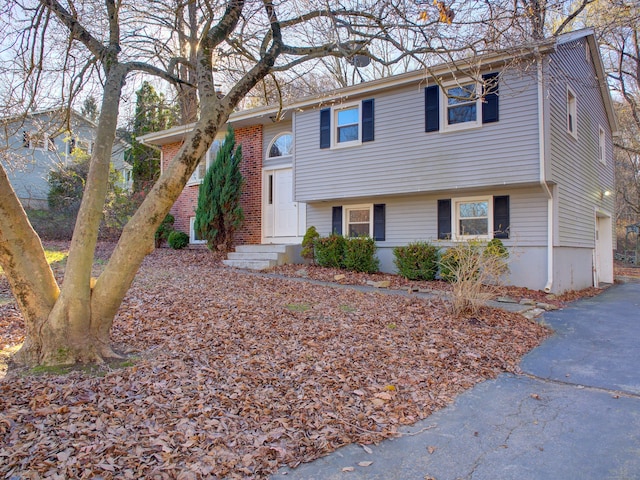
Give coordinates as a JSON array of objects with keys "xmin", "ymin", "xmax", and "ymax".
[
  {"xmin": 167, "ymin": 231, "xmax": 190, "ymax": 250},
  {"xmin": 393, "ymin": 241, "xmax": 440, "ymax": 280},
  {"xmin": 301, "ymin": 226, "xmax": 320, "ymax": 261},
  {"xmin": 343, "ymin": 236, "xmax": 379, "ymax": 273}
]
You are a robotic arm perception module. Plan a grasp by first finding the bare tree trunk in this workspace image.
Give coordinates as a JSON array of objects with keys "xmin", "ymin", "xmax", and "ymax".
[
  {"xmin": 0, "ymin": 165, "xmax": 60, "ymax": 366},
  {"xmin": 2, "ymin": 67, "xmax": 127, "ymax": 367}
]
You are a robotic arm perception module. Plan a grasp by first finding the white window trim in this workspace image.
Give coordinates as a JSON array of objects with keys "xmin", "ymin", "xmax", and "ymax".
[
  {"xmin": 452, "ymin": 196, "xmax": 494, "ymax": 241},
  {"xmin": 566, "ymin": 86, "xmax": 578, "ymax": 139},
  {"xmin": 598, "ymin": 126, "xmax": 606, "ymax": 165},
  {"xmin": 189, "ymin": 216, "xmax": 206, "ymax": 244},
  {"xmin": 343, "ymin": 203, "xmax": 373, "ymax": 237},
  {"xmin": 441, "ymin": 79, "xmax": 482, "ymax": 132},
  {"xmin": 332, "ymin": 102, "xmax": 362, "ymax": 149},
  {"xmin": 28, "ymin": 132, "xmax": 54, "ymax": 151},
  {"xmin": 187, "ymin": 138, "xmax": 222, "ymax": 186},
  {"xmin": 266, "ymin": 132, "xmax": 294, "ymax": 159}
]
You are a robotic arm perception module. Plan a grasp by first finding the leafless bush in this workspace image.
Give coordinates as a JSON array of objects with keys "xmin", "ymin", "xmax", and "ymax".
[{"xmin": 439, "ymin": 239, "xmax": 509, "ymax": 317}]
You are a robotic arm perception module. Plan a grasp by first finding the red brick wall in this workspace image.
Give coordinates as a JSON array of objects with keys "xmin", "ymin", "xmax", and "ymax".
[{"xmin": 160, "ymin": 126, "xmax": 263, "ymax": 246}]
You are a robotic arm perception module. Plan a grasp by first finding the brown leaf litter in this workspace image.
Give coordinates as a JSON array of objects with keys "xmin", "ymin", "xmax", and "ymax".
[{"xmin": 0, "ymin": 246, "xmax": 558, "ymax": 479}]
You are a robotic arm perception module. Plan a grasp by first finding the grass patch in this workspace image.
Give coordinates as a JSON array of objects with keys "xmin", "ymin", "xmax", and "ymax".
[
  {"xmin": 286, "ymin": 303, "xmax": 312, "ymax": 312},
  {"xmin": 0, "ymin": 247, "xmax": 68, "ymax": 275},
  {"xmin": 44, "ymin": 248, "xmax": 68, "ymax": 266},
  {"xmin": 339, "ymin": 304, "xmax": 357, "ymax": 312},
  {"xmin": 26, "ymin": 356, "xmax": 140, "ymax": 378}
]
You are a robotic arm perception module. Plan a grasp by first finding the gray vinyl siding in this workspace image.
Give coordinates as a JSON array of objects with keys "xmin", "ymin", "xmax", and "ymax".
[
  {"xmin": 306, "ymin": 186, "xmax": 548, "ymax": 248},
  {"xmin": 294, "ymin": 67, "xmax": 541, "ymax": 203},
  {"xmin": 547, "ymin": 38, "xmax": 615, "ymax": 248},
  {"xmin": 306, "ymin": 187, "xmax": 549, "ymax": 289}
]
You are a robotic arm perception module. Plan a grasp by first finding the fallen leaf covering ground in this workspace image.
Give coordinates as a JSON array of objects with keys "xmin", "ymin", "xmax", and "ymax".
[{"xmin": 1, "ymin": 246, "xmax": 553, "ymax": 478}]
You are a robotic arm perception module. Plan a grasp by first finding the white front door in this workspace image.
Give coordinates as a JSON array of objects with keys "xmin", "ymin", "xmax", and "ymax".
[
  {"xmin": 263, "ymin": 168, "xmax": 305, "ymax": 241},
  {"xmin": 273, "ymin": 169, "xmax": 297, "ymax": 237}
]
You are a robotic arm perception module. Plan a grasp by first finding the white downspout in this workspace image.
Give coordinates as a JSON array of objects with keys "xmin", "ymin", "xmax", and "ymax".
[{"xmin": 538, "ymin": 56, "xmax": 554, "ymax": 293}]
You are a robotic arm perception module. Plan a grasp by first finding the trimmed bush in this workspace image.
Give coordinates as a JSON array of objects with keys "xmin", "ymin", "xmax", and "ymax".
[
  {"xmin": 393, "ymin": 241, "xmax": 440, "ymax": 280},
  {"xmin": 344, "ymin": 236, "xmax": 379, "ymax": 273},
  {"xmin": 155, "ymin": 214, "xmax": 175, "ymax": 247},
  {"xmin": 301, "ymin": 226, "xmax": 320, "ymax": 261},
  {"xmin": 167, "ymin": 231, "xmax": 190, "ymax": 250},
  {"xmin": 314, "ymin": 233, "xmax": 346, "ymax": 268}
]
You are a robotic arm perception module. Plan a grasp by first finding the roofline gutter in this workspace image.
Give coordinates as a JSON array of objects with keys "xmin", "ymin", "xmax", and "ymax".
[{"xmin": 537, "ymin": 54, "xmax": 554, "ymax": 294}]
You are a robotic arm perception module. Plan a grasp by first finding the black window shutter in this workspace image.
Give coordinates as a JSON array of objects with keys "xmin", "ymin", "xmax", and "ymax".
[
  {"xmin": 437, "ymin": 199, "xmax": 452, "ymax": 240},
  {"xmin": 493, "ymin": 195, "xmax": 510, "ymax": 239},
  {"xmin": 373, "ymin": 204, "xmax": 385, "ymax": 241},
  {"xmin": 482, "ymin": 73, "xmax": 500, "ymax": 124},
  {"xmin": 362, "ymin": 99, "xmax": 375, "ymax": 142},
  {"xmin": 425, "ymin": 85, "xmax": 440, "ymax": 132},
  {"xmin": 320, "ymin": 108, "xmax": 331, "ymax": 149},
  {"xmin": 332, "ymin": 206, "xmax": 343, "ymax": 235}
]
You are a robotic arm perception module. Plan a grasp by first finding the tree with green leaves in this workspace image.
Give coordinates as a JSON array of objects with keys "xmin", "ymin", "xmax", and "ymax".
[
  {"xmin": 128, "ymin": 82, "xmax": 176, "ymax": 193},
  {"xmin": 194, "ymin": 127, "xmax": 244, "ymax": 252}
]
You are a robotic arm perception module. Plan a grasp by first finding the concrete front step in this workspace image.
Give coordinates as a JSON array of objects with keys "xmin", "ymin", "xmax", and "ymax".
[
  {"xmin": 222, "ymin": 259, "xmax": 276, "ymax": 270},
  {"xmin": 223, "ymin": 244, "xmax": 303, "ymax": 270},
  {"xmin": 235, "ymin": 244, "xmax": 290, "ymax": 254},
  {"xmin": 227, "ymin": 252, "xmax": 281, "ymax": 261}
]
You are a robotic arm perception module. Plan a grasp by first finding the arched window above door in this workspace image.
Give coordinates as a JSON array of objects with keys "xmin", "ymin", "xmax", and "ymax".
[{"xmin": 267, "ymin": 133, "xmax": 293, "ymax": 158}]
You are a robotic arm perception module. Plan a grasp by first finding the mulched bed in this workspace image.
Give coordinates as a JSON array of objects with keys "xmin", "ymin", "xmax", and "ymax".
[{"xmin": 1, "ymin": 246, "xmax": 556, "ymax": 478}]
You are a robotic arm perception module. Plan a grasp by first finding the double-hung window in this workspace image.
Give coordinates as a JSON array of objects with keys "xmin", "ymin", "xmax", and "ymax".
[
  {"xmin": 445, "ymin": 83, "xmax": 479, "ymax": 128},
  {"xmin": 438, "ymin": 196, "xmax": 509, "ymax": 240},
  {"xmin": 454, "ymin": 198, "xmax": 491, "ymax": 239},
  {"xmin": 345, "ymin": 205, "xmax": 372, "ymax": 237},
  {"xmin": 188, "ymin": 139, "xmax": 221, "ymax": 185},
  {"xmin": 320, "ymin": 99, "xmax": 374, "ymax": 149},
  {"xmin": 425, "ymin": 73, "xmax": 499, "ymax": 133},
  {"xmin": 336, "ymin": 106, "xmax": 360, "ymax": 144}
]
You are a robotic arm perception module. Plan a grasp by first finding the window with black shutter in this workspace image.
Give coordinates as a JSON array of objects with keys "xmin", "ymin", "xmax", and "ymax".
[
  {"xmin": 373, "ymin": 204, "xmax": 385, "ymax": 241},
  {"xmin": 437, "ymin": 199, "xmax": 452, "ymax": 239},
  {"xmin": 493, "ymin": 195, "xmax": 510, "ymax": 239},
  {"xmin": 332, "ymin": 206, "xmax": 343, "ymax": 235}
]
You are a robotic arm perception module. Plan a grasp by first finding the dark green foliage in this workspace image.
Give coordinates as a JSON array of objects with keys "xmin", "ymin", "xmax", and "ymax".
[
  {"xmin": 194, "ymin": 127, "xmax": 245, "ymax": 251},
  {"xmin": 26, "ymin": 209, "xmax": 76, "ymax": 240},
  {"xmin": 343, "ymin": 236, "xmax": 379, "ymax": 273},
  {"xmin": 301, "ymin": 226, "xmax": 320, "ymax": 260},
  {"xmin": 47, "ymin": 156, "xmax": 89, "ymax": 212},
  {"xmin": 168, "ymin": 231, "xmax": 189, "ymax": 249},
  {"xmin": 125, "ymin": 82, "xmax": 177, "ymax": 193},
  {"xmin": 155, "ymin": 214, "xmax": 175, "ymax": 247},
  {"xmin": 393, "ymin": 241, "xmax": 440, "ymax": 280},
  {"xmin": 80, "ymin": 97, "xmax": 99, "ymax": 122},
  {"xmin": 314, "ymin": 233, "xmax": 346, "ymax": 268},
  {"xmin": 45, "ymin": 149, "xmax": 135, "ymax": 240}
]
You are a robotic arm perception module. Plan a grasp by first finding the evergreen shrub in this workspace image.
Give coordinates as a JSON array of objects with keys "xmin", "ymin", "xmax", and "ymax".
[
  {"xmin": 168, "ymin": 231, "xmax": 189, "ymax": 250},
  {"xmin": 393, "ymin": 241, "xmax": 440, "ymax": 280},
  {"xmin": 343, "ymin": 236, "xmax": 379, "ymax": 273},
  {"xmin": 314, "ymin": 233, "xmax": 346, "ymax": 268}
]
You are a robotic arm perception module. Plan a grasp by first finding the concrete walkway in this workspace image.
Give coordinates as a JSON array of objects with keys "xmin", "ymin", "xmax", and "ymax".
[{"xmin": 271, "ymin": 282, "xmax": 640, "ymax": 480}]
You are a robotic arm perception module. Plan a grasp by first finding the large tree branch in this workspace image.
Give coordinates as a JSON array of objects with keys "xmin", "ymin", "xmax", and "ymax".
[{"xmin": 39, "ymin": 0, "xmax": 106, "ymax": 59}]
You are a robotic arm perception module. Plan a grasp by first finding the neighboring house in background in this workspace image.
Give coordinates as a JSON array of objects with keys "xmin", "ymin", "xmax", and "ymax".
[
  {"xmin": 1, "ymin": 108, "xmax": 132, "ymax": 209},
  {"xmin": 140, "ymin": 28, "xmax": 617, "ymax": 294}
]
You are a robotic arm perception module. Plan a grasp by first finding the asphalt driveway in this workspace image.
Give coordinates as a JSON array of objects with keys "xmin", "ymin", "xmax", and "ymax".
[{"xmin": 271, "ymin": 282, "xmax": 640, "ymax": 480}]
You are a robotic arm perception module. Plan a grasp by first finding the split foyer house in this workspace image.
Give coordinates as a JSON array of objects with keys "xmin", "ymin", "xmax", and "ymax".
[
  {"xmin": 140, "ymin": 29, "xmax": 617, "ymax": 294},
  {"xmin": 1, "ymin": 108, "xmax": 132, "ymax": 209}
]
